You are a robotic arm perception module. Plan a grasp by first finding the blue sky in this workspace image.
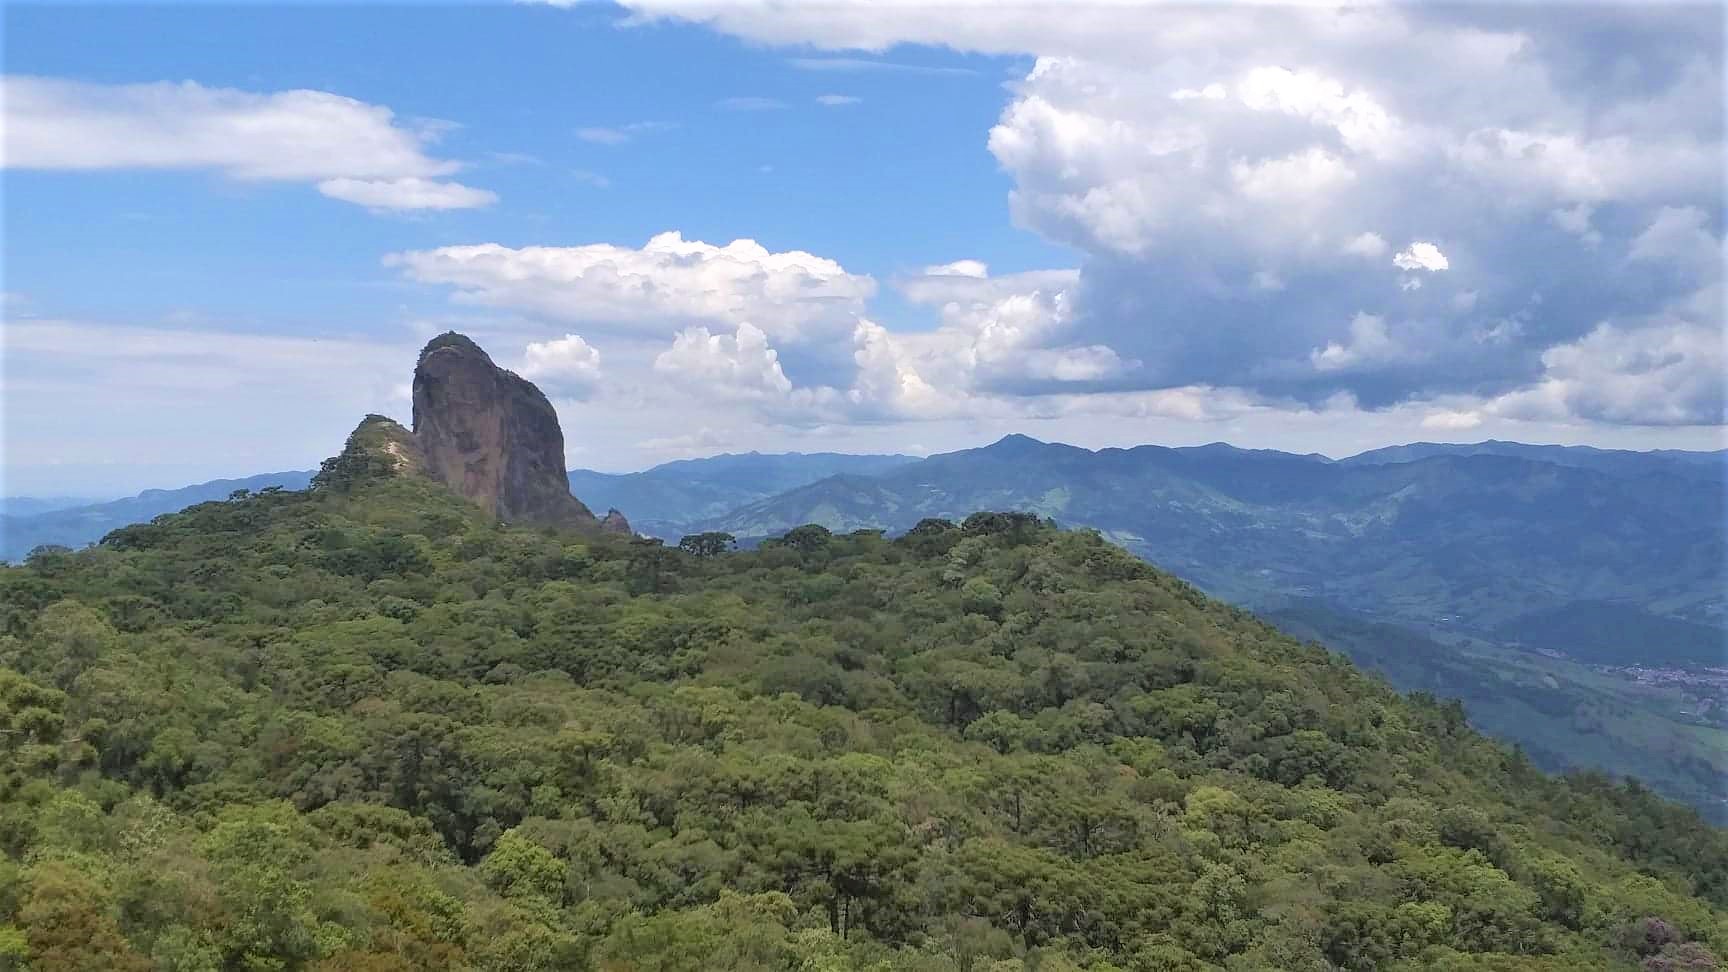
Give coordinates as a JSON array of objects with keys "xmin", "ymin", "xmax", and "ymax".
[
  {"xmin": 7, "ymin": 3, "xmax": 1057, "ymax": 332},
  {"xmin": 4, "ymin": 2, "xmax": 1724, "ymax": 497}
]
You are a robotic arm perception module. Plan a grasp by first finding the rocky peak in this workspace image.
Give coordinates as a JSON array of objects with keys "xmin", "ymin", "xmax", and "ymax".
[
  {"xmin": 599, "ymin": 508, "xmax": 633, "ymax": 535},
  {"xmin": 410, "ymin": 332, "xmax": 621, "ymax": 531},
  {"xmin": 314, "ymin": 415, "xmax": 426, "ymax": 490}
]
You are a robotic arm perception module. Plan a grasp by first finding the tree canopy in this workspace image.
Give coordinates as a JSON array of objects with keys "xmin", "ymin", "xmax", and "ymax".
[{"xmin": 0, "ymin": 470, "xmax": 1720, "ymax": 970}]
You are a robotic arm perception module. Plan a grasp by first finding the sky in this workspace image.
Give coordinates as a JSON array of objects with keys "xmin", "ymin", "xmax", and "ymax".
[{"xmin": 3, "ymin": 1, "xmax": 1724, "ymax": 497}]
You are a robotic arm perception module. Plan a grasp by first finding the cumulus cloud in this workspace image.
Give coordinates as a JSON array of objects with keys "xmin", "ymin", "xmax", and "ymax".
[
  {"xmin": 615, "ymin": 1, "xmax": 1722, "ymax": 428},
  {"xmin": 1, "ymin": 76, "xmax": 493, "ymax": 211},
  {"xmin": 1392, "ymin": 242, "xmax": 1450, "ymax": 273},
  {"xmin": 1486, "ymin": 319, "xmax": 1724, "ymax": 426},
  {"xmin": 920, "ymin": 259, "xmax": 990, "ymax": 279},
  {"xmin": 1312, "ymin": 313, "xmax": 1403, "ymax": 372},
  {"xmin": 653, "ymin": 323, "xmax": 795, "ymax": 400},
  {"xmin": 1628, "ymin": 206, "xmax": 1720, "ymax": 273},
  {"xmin": 520, "ymin": 334, "xmax": 603, "ymax": 398},
  {"xmin": 388, "ymin": 231, "xmax": 876, "ymax": 343}
]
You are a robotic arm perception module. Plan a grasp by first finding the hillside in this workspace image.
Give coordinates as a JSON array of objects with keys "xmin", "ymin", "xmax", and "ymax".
[
  {"xmin": 0, "ymin": 454, "xmax": 1723, "ymax": 969},
  {"xmin": 682, "ymin": 436, "xmax": 1728, "ymax": 817},
  {"xmin": 1263, "ymin": 601, "xmax": 1728, "ymax": 817}
]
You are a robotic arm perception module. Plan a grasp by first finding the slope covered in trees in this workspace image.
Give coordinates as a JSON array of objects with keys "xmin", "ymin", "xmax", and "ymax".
[{"xmin": 0, "ymin": 461, "xmax": 1723, "ymax": 971}]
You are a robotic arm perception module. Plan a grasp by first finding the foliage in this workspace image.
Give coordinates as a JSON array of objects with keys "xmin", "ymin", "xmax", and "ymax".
[{"xmin": 0, "ymin": 471, "xmax": 1721, "ymax": 970}]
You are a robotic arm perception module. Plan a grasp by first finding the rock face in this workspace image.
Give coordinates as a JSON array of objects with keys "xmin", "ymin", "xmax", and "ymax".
[
  {"xmin": 599, "ymin": 508, "xmax": 633, "ymax": 535},
  {"xmin": 410, "ymin": 333, "xmax": 624, "ymax": 531}
]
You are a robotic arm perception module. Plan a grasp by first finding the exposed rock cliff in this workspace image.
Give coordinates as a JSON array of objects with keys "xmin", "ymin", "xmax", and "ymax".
[{"xmin": 410, "ymin": 333, "xmax": 623, "ymax": 531}]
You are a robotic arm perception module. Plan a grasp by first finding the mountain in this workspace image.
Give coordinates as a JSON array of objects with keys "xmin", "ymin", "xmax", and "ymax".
[
  {"xmin": 0, "ymin": 470, "xmax": 314, "ymax": 561},
  {"xmin": 682, "ymin": 435, "xmax": 1728, "ymax": 815},
  {"xmin": 0, "ymin": 495, "xmax": 102, "ymax": 518},
  {"xmin": 567, "ymin": 451, "xmax": 917, "ymax": 537},
  {"xmin": 0, "ymin": 444, "xmax": 1722, "ymax": 969},
  {"xmin": 695, "ymin": 435, "xmax": 1726, "ymax": 631},
  {"xmin": 411, "ymin": 332, "xmax": 622, "ymax": 531},
  {"xmin": 1343, "ymin": 439, "xmax": 1727, "ymax": 478}
]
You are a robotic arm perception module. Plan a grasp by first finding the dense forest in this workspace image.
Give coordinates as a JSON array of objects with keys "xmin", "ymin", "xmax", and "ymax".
[{"xmin": 0, "ymin": 441, "xmax": 1722, "ymax": 971}]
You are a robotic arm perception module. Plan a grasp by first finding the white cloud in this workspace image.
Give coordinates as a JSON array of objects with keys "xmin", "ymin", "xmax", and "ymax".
[
  {"xmin": 1311, "ymin": 312, "xmax": 1403, "ymax": 372},
  {"xmin": 2, "ymin": 76, "xmax": 493, "ymax": 211},
  {"xmin": 1236, "ymin": 65, "xmax": 1406, "ymax": 159},
  {"xmin": 921, "ymin": 259, "xmax": 989, "ymax": 279},
  {"xmin": 521, "ymin": 334, "xmax": 603, "ymax": 398},
  {"xmin": 575, "ymin": 121, "xmax": 673, "ymax": 145},
  {"xmin": 653, "ymin": 323, "xmax": 795, "ymax": 400},
  {"xmin": 815, "ymin": 94, "xmax": 862, "ymax": 107},
  {"xmin": 1628, "ymin": 206, "xmax": 1719, "ymax": 271},
  {"xmin": 611, "ymin": 2, "xmax": 1722, "ymax": 428},
  {"xmin": 316, "ymin": 176, "xmax": 497, "ymax": 211},
  {"xmin": 388, "ymin": 231, "xmax": 877, "ymax": 342},
  {"xmin": 1420, "ymin": 409, "xmax": 1484, "ymax": 431},
  {"xmin": 1392, "ymin": 241, "xmax": 1449, "ymax": 272},
  {"xmin": 1486, "ymin": 319, "xmax": 1724, "ymax": 426},
  {"xmin": 1453, "ymin": 128, "xmax": 1717, "ymax": 205}
]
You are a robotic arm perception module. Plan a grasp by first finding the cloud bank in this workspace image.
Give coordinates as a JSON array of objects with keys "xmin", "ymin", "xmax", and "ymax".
[
  {"xmin": 1, "ymin": 76, "xmax": 495, "ymax": 211},
  {"xmin": 604, "ymin": 2, "xmax": 1723, "ymax": 428}
]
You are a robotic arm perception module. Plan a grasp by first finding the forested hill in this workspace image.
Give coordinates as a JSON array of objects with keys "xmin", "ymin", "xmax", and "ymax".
[
  {"xmin": 0, "ymin": 466, "xmax": 1723, "ymax": 970},
  {"xmin": 0, "ymin": 470, "xmax": 315, "ymax": 562}
]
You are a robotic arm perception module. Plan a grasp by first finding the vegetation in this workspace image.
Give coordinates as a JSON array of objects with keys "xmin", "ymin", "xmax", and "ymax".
[
  {"xmin": 0, "ymin": 462, "xmax": 1723, "ymax": 971},
  {"xmin": 660, "ymin": 435, "xmax": 1728, "ymax": 817}
]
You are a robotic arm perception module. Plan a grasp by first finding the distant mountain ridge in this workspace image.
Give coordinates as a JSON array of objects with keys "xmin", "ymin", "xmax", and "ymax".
[
  {"xmin": 670, "ymin": 434, "xmax": 1726, "ymax": 816},
  {"xmin": 1, "ymin": 471, "xmax": 315, "ymax": 561},
  {"xmin": 690, "ymin": 434, "xmax": 1727, "ymax": 633},
  {"xmin": 567, "ymin": 451, "xmax": 919, "ymax": 536},
  {"xmin": 1342, "ymin": 439, "xmax": 1727, "ymax": 475}
]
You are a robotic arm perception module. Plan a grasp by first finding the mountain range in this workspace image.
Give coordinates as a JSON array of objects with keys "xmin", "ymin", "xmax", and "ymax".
[
  {"xmin": 7, "ymin": 431, "xmax": 1724, "ymax": 815},
  {"xmin": 1, "ymin": 470, "xmax": 316, "ymax": 562},
  {"xmin": 3, "ymin": 329, "xmax": 1721, "ymax": 968},
  {"xmin": 681, "ymin": 435, "xmax": 1726, "ymax": 636}
]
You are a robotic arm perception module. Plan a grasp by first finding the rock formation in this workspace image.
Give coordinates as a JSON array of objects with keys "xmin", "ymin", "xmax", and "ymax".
[
  {"xmin": 397, "ymin": 332, "xmax": 626, "ymax": 532},
  {"xmin": 314, "ymin": 414, "xmax": 426, "ymax": 490}
]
